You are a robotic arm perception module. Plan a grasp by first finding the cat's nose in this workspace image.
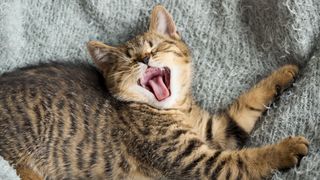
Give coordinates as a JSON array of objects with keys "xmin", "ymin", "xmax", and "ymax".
[{"xmin": 142, "ymin": 55, "xmax": 150, "ymax": 65}]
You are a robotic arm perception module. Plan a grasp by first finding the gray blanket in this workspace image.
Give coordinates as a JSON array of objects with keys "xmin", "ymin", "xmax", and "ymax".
[{"xmin": 0, "ymin": 0, "xmax": 319, "ymax": 179}]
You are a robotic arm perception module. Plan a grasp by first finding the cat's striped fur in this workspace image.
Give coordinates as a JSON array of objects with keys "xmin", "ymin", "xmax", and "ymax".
[{"xmin": 0, "ymin": 5, "xmax": 308, "ymax": 180}]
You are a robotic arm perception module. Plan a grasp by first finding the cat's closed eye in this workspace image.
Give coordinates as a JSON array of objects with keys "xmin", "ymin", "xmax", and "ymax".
[
  {"xmin": 151, "ymin": 49, "xmax": 157, "ymax": 56},
  {"xmin": 125, "ymin": 49, "xmax": 133, "ymax": 58},
  {"xmin": 148, "ymin": 41, "xmax": 153, "ymax": 47}
]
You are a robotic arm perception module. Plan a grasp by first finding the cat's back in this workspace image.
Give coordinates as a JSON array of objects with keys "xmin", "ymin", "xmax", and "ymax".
[
  {"xmin": 0, "ymin": 62, "xmax": 114, "ymax": 169},
  {"xmin": 0, "ymin": 61, "xmax": 107, "ymax": 96}
]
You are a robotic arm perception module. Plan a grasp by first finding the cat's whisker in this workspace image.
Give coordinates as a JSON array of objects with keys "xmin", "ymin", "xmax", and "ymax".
[{"xmin": 109, "ymin": 70, "xmax": 131, "ymax": 77}]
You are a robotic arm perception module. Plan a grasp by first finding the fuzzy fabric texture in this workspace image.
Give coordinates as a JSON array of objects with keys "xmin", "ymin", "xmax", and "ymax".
[{"xmin": 0, "ymin": 0, "xmax": 319, "ymax": 179}]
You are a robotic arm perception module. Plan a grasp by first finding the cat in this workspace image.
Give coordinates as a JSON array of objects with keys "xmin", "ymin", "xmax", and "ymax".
[{"xmin": 0, "ymin": 5, "xmax": 309, "ymax": 180}]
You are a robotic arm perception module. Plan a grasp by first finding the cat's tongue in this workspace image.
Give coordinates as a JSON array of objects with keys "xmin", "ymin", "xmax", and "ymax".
[
  {"xmin": 139, "ymin": 67, "xmax": 171, "ymax": 101},
  {"xmin": 148, "ymin": 75, "xmax": 170, "ymax": 101}
]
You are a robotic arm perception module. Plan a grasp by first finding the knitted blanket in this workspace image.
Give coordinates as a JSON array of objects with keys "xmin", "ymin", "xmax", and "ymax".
[{"xmin": 0, "ymin": 0, "xmax": 319, "ymax": 179}]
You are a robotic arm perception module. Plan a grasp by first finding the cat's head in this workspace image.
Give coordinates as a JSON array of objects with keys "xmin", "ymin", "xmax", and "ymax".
[{"xmin": 87, "ymin": 5, "xmax": 192, "ymax": 109}]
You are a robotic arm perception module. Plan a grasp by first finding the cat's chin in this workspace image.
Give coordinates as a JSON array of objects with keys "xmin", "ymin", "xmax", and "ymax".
[{"xmin": 146, "ymin": 94, "xmax": 178, "ymax": 109}]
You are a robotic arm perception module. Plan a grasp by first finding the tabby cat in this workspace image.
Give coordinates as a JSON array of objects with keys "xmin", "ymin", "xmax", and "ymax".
[{"xmin": 0, "ymin": 5, "xmax": 309, "ymax": 180}]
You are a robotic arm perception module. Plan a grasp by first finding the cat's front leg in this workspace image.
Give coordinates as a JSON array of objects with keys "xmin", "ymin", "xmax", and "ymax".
[
  {"xmin": 226, "ymin": 64, "xmax": 299, "ymax": 134},
  {"xmin": 205, "ymin": 65, "xmax": 299, "ymax": 150},
  {"xmin": 190, "ymin": 65, "xmax": 299, "ymax": 150}
]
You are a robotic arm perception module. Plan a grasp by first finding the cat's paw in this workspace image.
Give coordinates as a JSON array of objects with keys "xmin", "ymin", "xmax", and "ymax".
[
  {"xmin": 272, "ymin": 65, "xmax": 299, "ymax": 94},
  {"xmin": 275, "ymin": 136, "xmax": 309, "ymax": 169}
]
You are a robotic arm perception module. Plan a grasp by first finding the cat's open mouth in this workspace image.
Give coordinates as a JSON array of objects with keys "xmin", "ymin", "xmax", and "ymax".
[{"xmin": 139, "ymin": 66, "xmax": 171, "ymax": 101}]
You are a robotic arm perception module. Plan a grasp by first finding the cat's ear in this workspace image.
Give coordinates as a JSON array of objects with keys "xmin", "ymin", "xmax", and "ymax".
[
  {"xmin": 87, "ymin": 41, "xmax": 119, "ymax": 70},
  {"xmin": 149, "ymin": 5, "xmax": 179, "ymax": 39}
]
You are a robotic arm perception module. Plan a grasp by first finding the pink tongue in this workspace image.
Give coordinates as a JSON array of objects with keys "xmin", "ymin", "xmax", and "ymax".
[{"xmin": 148, "ymin": 75, "xmax": 170, "ymax": 101}]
